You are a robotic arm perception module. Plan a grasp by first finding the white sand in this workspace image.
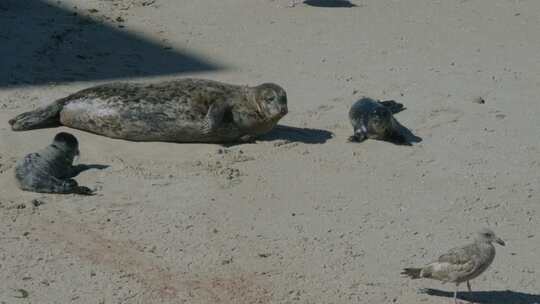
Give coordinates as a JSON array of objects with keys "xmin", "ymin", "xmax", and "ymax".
[{"xmin": 1, "ymin": 0, "xmax": 539, "ymax": 303}]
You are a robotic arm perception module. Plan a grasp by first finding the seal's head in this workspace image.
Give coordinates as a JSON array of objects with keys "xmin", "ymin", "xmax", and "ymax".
[
  {"xmin": 52, "ymin": 132, "xmax": 80, "ymax": 157},
  {"xmin": 366, "ymin": 106, "xmax": 392, "ymax": 136},
  {"xmin": 254, "ymin": 83, "xmax": 288, "ymax": 121},
  {"xmin": 476, "ymin": 228, "xmax": 505, "ymax": 246}
]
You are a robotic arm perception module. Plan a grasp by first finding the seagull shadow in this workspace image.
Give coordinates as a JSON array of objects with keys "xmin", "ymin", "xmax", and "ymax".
[
  {"xmin": 303, "ymin": 0, "xmax": 357, "ymax": 7},
  {"xmin": 68, "ymin": 164, "xmax": 109, "ymax": 178},
  {"xmin": 421, "ymin": 288, "xmax": 540, "ymax": 304},
  {"xmin": 258, "ymin": 124, "xmax": 334, "ymax": 144}
]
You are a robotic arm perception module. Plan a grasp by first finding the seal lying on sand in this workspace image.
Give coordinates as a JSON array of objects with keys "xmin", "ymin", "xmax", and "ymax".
[
  {"xmin": 15, "ymin": 132, "xmax": 94, "ymax": 195},
  {"xmin": 9, "ymin": 79, "xmax": 288, "ymax": 143},
  {"xmin": 348, "ymin": 97, "xmax": 411, "ymax": 145}
]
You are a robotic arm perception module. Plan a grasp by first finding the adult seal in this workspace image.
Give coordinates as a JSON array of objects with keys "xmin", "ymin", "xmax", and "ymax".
[
  {"xmin": 14, "ymin": 132, "xmax": 94, "ymax": 195},
  {"xmin": 9, "ymin": 78, "xmax": 288, "ymax": 143},
  {"xmin": 348, "ymin": 97, "xmax": 411, "ymax": 145}
]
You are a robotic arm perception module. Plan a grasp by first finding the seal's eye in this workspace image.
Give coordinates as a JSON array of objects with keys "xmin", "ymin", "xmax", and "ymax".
[
  {"xmin": 265, "ymin": 93, "xmax": 277, "ymax": 103},
  {"xmin": 373, "ymin": 108, "xmax": 389, "ymax": 117}
]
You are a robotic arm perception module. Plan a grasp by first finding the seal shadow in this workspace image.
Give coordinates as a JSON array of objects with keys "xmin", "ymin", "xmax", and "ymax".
[
  {"xmin": 68, "ymin": 164, "xmax": 109, "ymax": 178},
  {"xmin": 420, "ymin": 288, "xmax": 540, "ymax": 304},
  {"xmin": 393, "ymin": 119, "xmax": 422, "ymax": 146},
  {"xmin": 381, "ymin": 100, "xmax": 421, "ymax": 146},
  {"xmin": 303, "ymin": 0, "xmax": 357, "ymax": 7},
  {"xmin": 258, "ymin": 125, "xmax": 334, "ymax": 144}
]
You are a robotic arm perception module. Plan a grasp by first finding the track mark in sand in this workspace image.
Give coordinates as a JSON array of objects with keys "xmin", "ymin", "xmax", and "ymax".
[
  {"xmin": 0, "ymin": 154, "xmax": 17, "ymax": 175},
  {"xmin": 191, "ymin": 149, "xmax": 254, "ymax": 188},
  {"xmin": 416, "ymin": 107, "xmax": 464, "ymax": 135},
  {"xmin": 186, "ymin": 273, "xmax": 272, "ymax": 304},
  {"xmin": 305, "ymin": 104, "xmax": 336, "ymax": 120},
  {"xmin": 32, "ymin": 212, "xmax": 182, "ymax": 301},
  {"xmin": 31, "ymin": 211, "xmax": 271, "ymax": 303}
]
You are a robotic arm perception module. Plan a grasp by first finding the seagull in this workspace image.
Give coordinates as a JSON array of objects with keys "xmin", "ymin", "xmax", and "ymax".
[{"xmin": 402, "ymin": 228, "xmax": 505, "ymax": 304}]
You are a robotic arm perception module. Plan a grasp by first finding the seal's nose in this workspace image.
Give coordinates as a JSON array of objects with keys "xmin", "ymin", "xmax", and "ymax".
[{"xmin": 280, "ymin": 105, "xmax": 288, "ymax": 115}]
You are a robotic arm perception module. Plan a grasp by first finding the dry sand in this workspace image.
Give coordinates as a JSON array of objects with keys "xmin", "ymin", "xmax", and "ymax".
[{"xmin": 1, "ymin": 0, "xmax": 539, "ymax": 303}]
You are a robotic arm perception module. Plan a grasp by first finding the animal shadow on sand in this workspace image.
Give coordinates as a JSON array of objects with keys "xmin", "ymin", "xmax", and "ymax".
[
  {"xmin": 0, "ymin": 0, "xmax": 221, "ymax": 88},
  {"xmin": 392, "ymin": 119, "xmax": 422, "ymax": 146},
  {"xmin": 374, "ymin": 103, "xmax": 422, "ymax": 146},
  {"xmin": 259, "ymin": 125, "xmax": 334, "ymax": 144},
  {"xmin": 69, "ymin": 164, "xmax": 109, "ymax": 178},
  {"xmin": 421, "ymin": 288, "xmax": 540, "ymax": 304},
  {"xmin": 303, "ymin": 0, "xmax": 357, "ymax": 7}
]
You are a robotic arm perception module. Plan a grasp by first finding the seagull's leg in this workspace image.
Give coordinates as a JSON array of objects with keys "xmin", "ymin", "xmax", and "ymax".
[
  {"xmin": 454, "ymin": 283, "xmax": 459, "ymax": 304},
  {"xmin": 466, "ymin": 281, "xmax": 475, "ymax": 304}
]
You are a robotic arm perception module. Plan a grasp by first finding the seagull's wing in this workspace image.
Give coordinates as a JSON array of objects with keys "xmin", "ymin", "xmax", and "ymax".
[
  {"xmin": 427, "ymin": 243, "xmax": 480, "ymax": 282},
  {"xmin": 438, "ymin": 244, "xmax": 475, "ymax": 264}
]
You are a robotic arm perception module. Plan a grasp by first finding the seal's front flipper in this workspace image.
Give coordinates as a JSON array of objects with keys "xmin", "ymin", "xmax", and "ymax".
[
  {"xmin": 73, "ymin": 185, "xmax": 95, "ymax": 195},
  {"xmin": 60, "ymin": 179, "xmax": 95, "ymax": 195},
  {"xmin": 239, "ymin": 134, "xmax": 256, "ymax": 143},
  {"xmin": 18, "ymin": 175, "xmax": 94, "ymax": 195},
  {"xmin": 9, "ymin": 101, "xmax": 63, "ymax": 131},
  {"xmin": 201, "ymin": 102, "xmax": 230, "ymax": 134},
  {"xmin": 348, "ymin": 130, "xmax": 367, "ymax": 143},
  {"xmin": 379, "ymin": 100, "xmax": 405, "ymax": 114}
]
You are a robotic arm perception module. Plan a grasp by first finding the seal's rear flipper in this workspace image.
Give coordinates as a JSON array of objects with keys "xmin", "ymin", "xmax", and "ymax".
[
  {"xmin": 387, "ymin": 130, "xmax": 412, "ymax": 146},
  {"xmin": 379, "ymin": 100, "xmax": 405, "ymax": 114},
  {"xmin": 9, "ymin": 101, "xmax": 64, "ymax": 131}
]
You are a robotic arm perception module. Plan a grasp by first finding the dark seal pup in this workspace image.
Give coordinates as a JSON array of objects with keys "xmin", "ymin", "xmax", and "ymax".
[
  {"xmin": 9, "ymin": 78, "xmax": 288, "ymax": 143},
  {"xmin": 348, "ymin": 97, "xmax": 411, "ymax": 145},
  {"xmin": 14, "ymin": 132, "xmax": 94, "ymax": 195}
]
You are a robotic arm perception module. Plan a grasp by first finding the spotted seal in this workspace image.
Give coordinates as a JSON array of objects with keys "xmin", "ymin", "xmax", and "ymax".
[
  {"xmin": 9, "ymin": 78, "xmax": 288, "ymax": 143},
  {"xmin": 348, "ymin": 97, "xmax": 411, "ymax": 145},
  {"xmin": 14, "ymin": 132, "xmax": 94, "ymax": 195}
]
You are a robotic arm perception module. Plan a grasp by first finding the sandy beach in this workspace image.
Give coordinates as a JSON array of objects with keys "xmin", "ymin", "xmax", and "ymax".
[{"xmin": 1, "ymin": 0, "xmax": 539, "ymax": 303}]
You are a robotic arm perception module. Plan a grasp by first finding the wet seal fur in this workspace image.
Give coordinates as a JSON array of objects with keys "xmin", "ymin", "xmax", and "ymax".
[
  {"xmin": 14, "ymin": 132, "xmax": 94, "ymax": 195},
  {"xmin": 9, "ymin": 78, "xmax": 288, "ymax": 143},
  {"xmin": 348, "ymin": 97, "xmax": 412, "ymax": 145}
]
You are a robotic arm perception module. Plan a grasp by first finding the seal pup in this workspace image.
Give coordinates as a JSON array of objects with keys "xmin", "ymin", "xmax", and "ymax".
[
  {"xmin": 402, "ymin": 228, "xmax": 505, "ymax": 304},
  {"xmin": 348, "ymin": 97, "xmax": 411, "ymax": 145},
  {"xmin": 14, "ymin": 132, "xmax": 94, "ymax": 195},
  {"xmin": 9, "ymin": 79, "xmax": 288, "ymax": 143}
]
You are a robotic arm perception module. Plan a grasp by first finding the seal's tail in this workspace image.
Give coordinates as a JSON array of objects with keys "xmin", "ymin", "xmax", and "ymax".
[
  {"xmin": 401, "ymin": 268, "xmax": 423, "ymax": 279},
  {"xmin": 9, "ymin": 100, "xmax": 64, "ymax": 131}
]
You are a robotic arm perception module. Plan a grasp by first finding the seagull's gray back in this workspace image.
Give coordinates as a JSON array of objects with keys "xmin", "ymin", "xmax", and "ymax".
[{"xmin": 423, "ymin": 240, "xmax": 496, "ymax": 283}]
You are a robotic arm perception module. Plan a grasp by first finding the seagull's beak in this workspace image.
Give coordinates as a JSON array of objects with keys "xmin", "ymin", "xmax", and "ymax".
[{"xmin": 495, "ymin": 237, "xmax": 505, "ymax": 246}]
